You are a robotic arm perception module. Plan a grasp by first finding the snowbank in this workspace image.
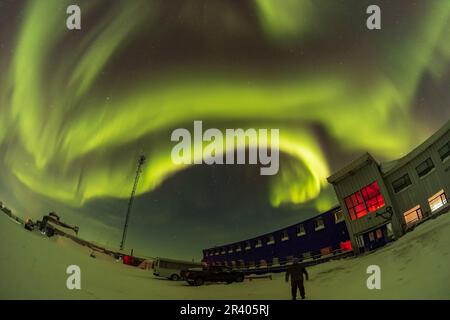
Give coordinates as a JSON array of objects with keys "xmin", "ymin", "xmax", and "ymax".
[{"xmin": 1, "ymin": 210, "xmax": 450, "ymax": 299}]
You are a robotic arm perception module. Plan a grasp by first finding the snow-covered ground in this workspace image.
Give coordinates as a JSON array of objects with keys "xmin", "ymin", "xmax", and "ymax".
[{"xmin": 1, "ymin": 210, "xmax": 450, "ymax": 300}]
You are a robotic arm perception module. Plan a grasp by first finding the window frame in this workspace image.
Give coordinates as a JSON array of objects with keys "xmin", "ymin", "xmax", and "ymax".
[
  {"xmin": 416, "ymin": 157, "xmax": 435, "ymax": 178},
  {"xmin": 314, "ymin": 217, "xmax": 325, "ymax": 231},
  {"xmin": 344, "ymin": 190, "xmax": 367, "ymax": 220},
  {"xmin": 334, "ymin": 210, "xmax": 344, "ymax": 223},
  {"xmin": 296, "ymin": 224, "xmax": 306, "ymax": 237},
  {"xmin": 281, "ymin": 230, "xmax": 289, "ymax": 241},
  {"xmin": 360, "ymin": 181, "xmax": 385, "ymax": 212},
  {"xmin": 392, "ymin": 174, "xmax": 412, "ymax": 193},
  {"xmin": 438, "ymin": 141, "xmax": 450, "ymax": 162},
  {"xmin": 428, "ymin": 189, "xmax": 448, "ymax": 212}
]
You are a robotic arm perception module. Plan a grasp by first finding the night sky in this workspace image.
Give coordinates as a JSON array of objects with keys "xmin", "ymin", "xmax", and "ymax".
[{"xmin": 0, "ymin": 0, "xmax": 449, "ymax": 260}]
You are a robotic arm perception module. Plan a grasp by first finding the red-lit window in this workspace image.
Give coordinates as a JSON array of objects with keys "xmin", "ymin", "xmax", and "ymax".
[
  {"xmin": 361, "ymin": 181, "xmax": 385, "ymax": 212},
  {"xmin": 344, "ymin": 181, "xmax": 385, "ymax": 220},
  {"xmin": 340, "ymin": 241, "xmax": 352, "ymax": 252},
  {"xmin": 345, "ymin": 191, "xmax": 367, "ymax": 220}
]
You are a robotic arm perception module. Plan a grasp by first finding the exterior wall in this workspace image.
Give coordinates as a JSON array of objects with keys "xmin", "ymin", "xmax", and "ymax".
[
  {"xmin": 203, "ymin": 207, "xmax": 350, "ymax": 266},
  {"xmin": 331, "ymin": 160, "xmax": 403, "ymax": 253},
  {"xmin": 384, "ymin": 130, "xmax": 450, "ymax": 222}
]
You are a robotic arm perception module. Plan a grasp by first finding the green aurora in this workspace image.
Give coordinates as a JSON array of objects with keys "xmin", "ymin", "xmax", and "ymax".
[{"xmin": 0, "ymin": 0, "xmax": 449, "ymax": 258}]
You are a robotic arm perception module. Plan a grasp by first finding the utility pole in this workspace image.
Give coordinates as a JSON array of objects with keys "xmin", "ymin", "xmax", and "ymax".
[{"xmin": 120, "ymin": 155, "xmax": 146, "ymax": 251}]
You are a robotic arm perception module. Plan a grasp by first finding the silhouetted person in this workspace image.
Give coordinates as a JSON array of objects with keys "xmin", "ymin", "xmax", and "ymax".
[{"xmin": 285, "ymin": 258, "xmax": 309, "ymax": 300}]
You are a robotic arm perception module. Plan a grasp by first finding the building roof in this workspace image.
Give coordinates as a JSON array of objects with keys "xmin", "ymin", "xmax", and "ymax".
[
  {"xmin": 204, "ymin": 206, "xmax": 341, "ymax": 251},
  {"xmin": 327, "ymin": 120, "xmax": 450, "ymax": 183},
  {"xmin": 381, "ymin": 120, "xmax": 450, "ymax": 176},
  {"xmin": 327, "ymin": 153, "xmax": 379, "ymax": 184}
]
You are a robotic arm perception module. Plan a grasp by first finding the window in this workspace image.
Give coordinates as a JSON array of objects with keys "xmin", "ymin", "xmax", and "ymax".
[
  {"xmin": 281, "ymin": 230, "xmax": 289, "ymax": 241},
  {"xmin": 221, "ymin": 248, "xmax": 226, "ymax": 254},
  {"xmin": 361, "ymin": 181, "xmax": 385, "ymax": 212},
  {"xmin": 416, "ymin": 158, "xmax": 435, "ymax": 178},
  {"xmin": 392, "ymin": 174, "xmax": 412, "ymax": 193},
  {"xmin": 267, "ymin": 234, "xmax": 275, "ymax": 245},
  {"xmin": 403, "ymin": 205, "xmax": 423, "ymax": 226},
  {"xmin": 376, "ymin": 229, "xmax": 383, "ymax": 239},
  {"xmin": 320, "ymin": 247, "xmax": 332, "ymax": 256},
  {"xmin": 215, "ymin": 250, "xmax": 219, "ymax": 256},
  {"xmin": 428, "ymin": 189, "xmax": 448, "ymax": 212},
  {"xmin": 244, "ymin": 242, "xmax": 251, "ymax": 250},
  {"xmin": 255, "ymin": 239, "xmax": 262, "ymax": 248},
  {"xmin": 228, "ymin": 246, "xmax": 233, "ymax": 253},
  {"xmin": 438, "ymin": 141, "xmax": 450, "ymax": 162},
  {"xmin": 314, "ymin": 217, "xmax": 325, "ymax": 230},
  {"xmin": 334, "ymin": 209, "xmax": 344, "ymax": 223},
  {"xmin": 235, "ymin": 244, "xmax": 242, "ymax": 252},
  {"xmin": 345, "ymin": 191, "xmax": 367, "ymax": 220},
  {"xmin": 302, "ymin": 252, "xmax": 312, "ymax": 260},
  {"xmin": 386, "ymin": 223, "xmax": 394, "ymax": 238},
  {"xmin": 340, "ymin": 241, "xmax": 352, "ymax": 252},
  {"xmin": 296, "ymin": 224, "xmax": 306, "ymax": 236},
  {"xmin": 272, "ymin": 257, "xmax": 280, "ymax": 266},
  {"xmin": 345, "ymin": 181, "xmax": 386, "ymax": 220}
]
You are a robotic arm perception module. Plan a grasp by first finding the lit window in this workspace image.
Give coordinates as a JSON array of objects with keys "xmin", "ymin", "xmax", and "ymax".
[
  {"xmin": 267, "ymin": 234, "xmax": 275, "ymax": 245},
  {"xmin": 235, "ymin": 244, "xmax": 242, "ymax": 252},
  {"xmin": 228, "ymin": 246, "xmax": 233, "ymax": 253},
  {"xmin": 428, "ymin": 189, "xmax": 448, "ymax": 212},
  {"xmin": 296, "ymin": 224, "xmax": 306, "ymax": 236},
  {"xmin": 438, "ymin": 141, "xmax": 450, "ymax": 162},
  {"xmin": 272, "ymin": 257, "xmax": 280, "ymax": 266},
  {"xmin": 244, "ymin": 242, "xmax": 251, "ymax": 250},
  {"xmin": 320, "ymin": 247, "xmax": 332, "ymax": 256},
  {"xmin": 255, "ymin": 239, "xmax": 262, "ymax": 248},
  {"xmin": 376, "ymin": 229, "xmax": 383, "ymax": 239},
  {"xmin": 416, "ymin": 158, "xmax": 435, "ymax": 178},
  {"xmin": 361, "ymin": 181, "xmax": 385, "ymax": 212},
  {"xmin": 221, "ymin": 248, "xmax": 226, "ymax": 254},
  {"xmin": 392, "ymin": 174, "xmax": 412, "ymax": 193},
  {"xmin": 340, "ymin": 241, "xmax": 352, "ymax": 252},
  {"xmin": 259, "ymin": 260, "xmax": 267, "ymax": 268},
  {"xmin": 334, "ymin": 209, "xmax": 344, "ymax": 223},
  {"xmin": 344, "ymin": 191, "xmax": 367, "ymax": 220},
  {"xmin": 403, "ymin": 205, "xmax": 423, "ymax": 227},
  {"xmin": 314, "ymin": 217, "xmax": 325, "ymax": 230},
  {"xmin": 302, "ymin": 252, "xmax": 312, "ymax": 260},
  {"xmin": 281, "ymin": 230, "xmax": 289, "ymax": 241}
]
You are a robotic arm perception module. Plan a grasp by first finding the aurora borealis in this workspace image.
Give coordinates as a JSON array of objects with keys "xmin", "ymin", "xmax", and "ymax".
[{"xmin": 0, "ymin": 0, "xmax": 449, "ymax": 259}]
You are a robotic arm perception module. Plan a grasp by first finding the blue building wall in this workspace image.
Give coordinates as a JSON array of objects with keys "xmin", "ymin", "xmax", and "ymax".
[{"xmin": 203, "ymin": 206, "xmax": 351, "ymax": 267}]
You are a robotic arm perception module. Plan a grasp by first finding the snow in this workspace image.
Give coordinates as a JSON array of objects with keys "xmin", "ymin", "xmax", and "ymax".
[{"xmin": 1, "ymin": 210, "xmax": 450, "ymax": 299}]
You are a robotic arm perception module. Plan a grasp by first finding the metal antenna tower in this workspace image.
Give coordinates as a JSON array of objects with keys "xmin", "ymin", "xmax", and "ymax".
[{"xmin": 120, "ymin": 155, "xmax": 146, "ymax": 251}]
